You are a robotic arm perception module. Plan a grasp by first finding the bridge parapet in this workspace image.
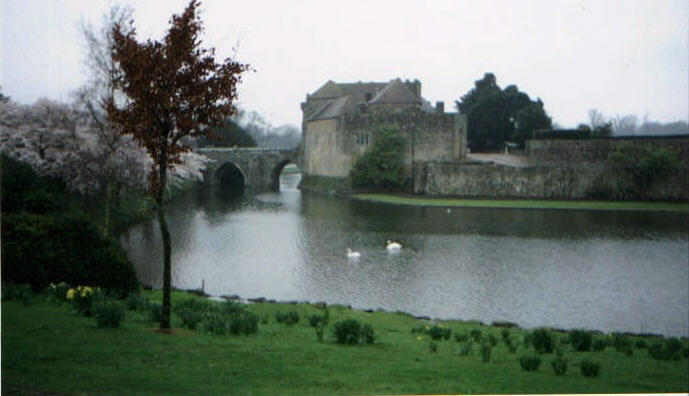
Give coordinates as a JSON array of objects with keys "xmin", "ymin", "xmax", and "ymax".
[{"xmin": 197, "ymin": 147, "xmax": 298, "ymax": 192}]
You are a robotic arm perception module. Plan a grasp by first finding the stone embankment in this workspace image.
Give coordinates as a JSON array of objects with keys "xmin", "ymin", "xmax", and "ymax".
[{"xmin": 413, "ymin": 137, "xmax": 689, "ymax": 201}]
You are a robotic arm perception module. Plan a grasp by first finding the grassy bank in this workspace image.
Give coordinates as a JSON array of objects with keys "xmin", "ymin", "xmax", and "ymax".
[
  {"xmin": 2, "ymin": 291, "xmax": 688, "ymax": 395},
  {"xmin": 353, "ymin": 193, "xmax": 689, "ymax": 212}
]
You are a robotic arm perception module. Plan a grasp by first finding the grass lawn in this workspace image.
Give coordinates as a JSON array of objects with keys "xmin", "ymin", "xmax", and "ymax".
[
  {"xmin": 353, "ymin": 193, "xmax": 689, "ymax": 212},
  {"xmin": 2, "ymin": 291, "xmax": 688, "ymax": 395}
]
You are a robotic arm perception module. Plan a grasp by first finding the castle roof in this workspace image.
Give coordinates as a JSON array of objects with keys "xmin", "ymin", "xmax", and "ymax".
[
  {"xmin": 305, "ymin": 79, "xmax": 428, "ymax": 121},
  {"xmin": 369, "ymin": 79, "xmax": 422, "ymax": 105}
]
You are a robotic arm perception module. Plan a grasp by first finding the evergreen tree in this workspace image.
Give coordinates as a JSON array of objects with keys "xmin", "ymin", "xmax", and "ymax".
[{"xmin": 457, "ymin": 73, "xmax": 552, "ymax": 151}]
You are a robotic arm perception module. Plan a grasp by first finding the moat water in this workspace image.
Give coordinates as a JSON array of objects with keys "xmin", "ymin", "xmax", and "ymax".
[{"xmin": 122, "ymin": 173, "xmax": 689, "ymax": 337}]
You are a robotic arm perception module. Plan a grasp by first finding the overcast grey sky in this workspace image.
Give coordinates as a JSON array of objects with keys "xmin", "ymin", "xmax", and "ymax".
[{"xmin": 2, "ymin": 0, "xmax": 688, "ymax": 128}]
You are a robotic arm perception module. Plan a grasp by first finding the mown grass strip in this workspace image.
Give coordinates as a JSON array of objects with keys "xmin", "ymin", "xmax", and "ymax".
[
  {"xmin": 2, "ymin": 291, "xmax": 688, "ymax": 395},
  {"xmin": 353, "ymin": 194, "xmax": 689, "ymax": 212}
]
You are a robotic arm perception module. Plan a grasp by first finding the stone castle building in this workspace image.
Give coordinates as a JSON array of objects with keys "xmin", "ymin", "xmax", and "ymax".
[{"xmin": 300, "ymin": 78, "xmax": 467, "ymax": 189}]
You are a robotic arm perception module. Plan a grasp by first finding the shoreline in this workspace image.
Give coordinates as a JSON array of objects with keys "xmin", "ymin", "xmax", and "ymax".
[
  {"xmin": 352, "ymin": 193, "xmax": 689, "ymax": 212},
  {"xmin": 172, "ymin": 288, "xmax": 683, "ymax": 339}
]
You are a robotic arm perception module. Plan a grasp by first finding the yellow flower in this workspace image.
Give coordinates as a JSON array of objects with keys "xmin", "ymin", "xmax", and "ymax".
[
  {"xmin": 417, "ymin": 336, "xmax": 424, "ymax": 341},
  {"xmin": 425, "ymin": 325, "xmax": 430, "ymax": 331},
  {"xmin": 66, "ymin": 288, "xmax": 76, "ymax": 300}
]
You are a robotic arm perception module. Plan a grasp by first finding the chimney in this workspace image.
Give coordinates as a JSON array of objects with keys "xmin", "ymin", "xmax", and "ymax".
[
  {"xmin": 436, "ymin": 101, "xmax": 445, "ymax": 113},
  {"xmin": 404, "ymin": 79, "xmax": 422, "ymax": 98}
]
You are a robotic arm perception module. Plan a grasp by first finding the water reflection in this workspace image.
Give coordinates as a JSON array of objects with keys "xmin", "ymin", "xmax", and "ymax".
[{"xmin": 123, "ymin": 173, "xmax": 689, "ymax": 337}]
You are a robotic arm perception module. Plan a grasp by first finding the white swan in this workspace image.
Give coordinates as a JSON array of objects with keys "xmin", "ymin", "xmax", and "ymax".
[
  {"xmin": 386, "ymin": 240, "xmax": 402, "ymax": 252},
  {"xmin": 346, "ymin": 248, "xmax": 361, "ymax": 259}
]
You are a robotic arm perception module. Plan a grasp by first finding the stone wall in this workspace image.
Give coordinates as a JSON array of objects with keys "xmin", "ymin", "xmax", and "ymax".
[
  {"xmin": 343, "ymin": 109, "xmax": 466, "ymax": 176},
  {"xmin": 527, "ymin": 136, "xmax": 689, "ymax": 168},
  {"xmin": 301, "ymin": 108, "xmax": 467, "ymax": 185},
  {"xmin": 414, "ymin": 161, "xmax": 605, "ymax": 199},
  {"xmin": 301, "ymin": 118, "xmax": 348, "ymax": 177},
  {"xmin": 412, "ymin": 112, "xmax": 466, "ymax": 162},
  {"xmin": 413, "ymin": 136, "xmax": 689, "ymax": 201}
]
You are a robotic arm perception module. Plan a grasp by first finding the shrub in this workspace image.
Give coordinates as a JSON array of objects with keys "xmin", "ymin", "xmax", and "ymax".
[
  {"xmin": 608, "ymin": 142, "xmax": 680, "ymax": 199},
  {"xmin": 333, "ymin": 319, "xmax": 374, "ymax": 345},
  {"xmin": 592, "ymin": 337, "xmax": 607, "ymax": 352},
  {"xmin": 229, "ymin": 311, "xmax": 259, "ymax": 335},
  {"xmin": 148, "ymin": 302, "xmax": 163, "ymax": 323},
  {"xmin": 350, "ymin": 123, "xmax": 407, "ymax": 192},
  {"xmin": 454, "ymin": 333, "xmax": 469, "ymax": 343},
  {"xmin": 221, "ymin": 300, "xmax": 247, "ymax": 316},
  {"xmin": 429, "ymin": 341, "xmax": 438, "ymax": 353},
  {"xmin": 531, "ymin": 328, "xmax": 554, "ymax": 354},
  {"xmin": 125, "ymin": 293, "xmax": 150, "ymax": 311},
  {"xmin": 174, "ymin": 298, "xmax": 213, "ymax": 330},
  {"xmin": 501, "ymin": 329, "xmax": 511, "ymax": 343},
  {"xmin": 361, "ymin": 324, "xmax": 375, "ymax": 345},
  {"xmin": 635, "ymin": 338, "xmax": 648, "ymax": 349},
  {"xmin": 180, "ymin": 310, "xmax": 204, "ymax": 330},
  {"xmin": 308, "ymin": 314, "xmax": 328, "ymax": 328},
  {"xmin": 1, "ymin": 212, "xmax": 139, "ymax": 294},
  {"xmin": 648, "ymin": 338, "xmax": 683, "ymax": 361},
  {"xmin": 456, "ymin": 342, "xmax": 473, "ymax": 356},
  {"xmin": 2, "ymin": 282, "xmax": 34, "ymax": 305},
  {"xmin": 487, "ymin": 334, "xmax": 498, "ymax": 347},
  {"xmin": 519, "ymin": 354, "xmax": 541, "ymax": 372},
  {"xmin": 523, "ymin": 333, "xmax": 532, "ymax": 348},
  {"xmin": 551, "ymin": 355, "xmax": 568, "ymax": 376},
  {"xmin": 66, "ymin": 286, "xmax": 100, "ymax": 316},
  {"xmin": 275, "ymin": 310, "xmax": 300, "ymax": 325},
  {"xmin": 334, "ymin": 319, "xmax": 361, "ymax": 345},
  {"xmin": 480, "ymin": 341, "xmax": 492, "ymax": 362},
  {"xmin": 506, "ymin": 339, "xmax": 519, "ymax": 354},
  {"xmin": 612, "ymin": 333, "xmax": 633, "ymax": 356},
  {"xmin": 579, "ymin": 358, "xmax": 601, "ymax": 377},
  {"xmin": 412, "ymin": 324, "xmax": 451, "ymax": 341},
  {"xmin": 92, "ymin": 299, "xmax": 126, "ymax": 328},
  {"xmin": 0, "ymin": 153, "xmax": 67, "ymax": 215},
  {"xmin": 429, "ymin": 325, "xmax": 452, "ymax": 341},
  {"xmin": 470, "ymin": 329, "xmax": 483, "ymax": 343},
  {"xmin": 308, "ymin": 313, "xmax": 328, "ymax": 343},
  {"xmin": 44, "ymin": 282, "xmax": 70, "ymax": 304},
  {"xmin": 202, "ymin": 310, "xmax": 228, "ymax": 335},
  {"xmin": 569, "ymin": 329, "xmax": 593, "ymax": 352}
]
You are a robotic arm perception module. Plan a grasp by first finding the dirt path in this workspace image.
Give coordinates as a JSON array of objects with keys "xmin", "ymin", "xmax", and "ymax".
[{"xmin": 467, "ymin": 153, "xmax": 529, "ymax": 167}]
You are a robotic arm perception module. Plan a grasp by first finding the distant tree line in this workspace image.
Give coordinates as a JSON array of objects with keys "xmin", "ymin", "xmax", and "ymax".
[
  {"xmin": 234, "ymin": 110, "xmax": 301, "ymax": 149},
  {"xmin": 194, "ymin": 110, "xmax": 301, "ymax": 149},
  {"xmin": 589, "ymin": 109, "xmax": 689, "ymax": 137}
]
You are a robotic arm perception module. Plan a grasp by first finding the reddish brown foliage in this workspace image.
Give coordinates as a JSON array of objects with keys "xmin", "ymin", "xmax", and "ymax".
[
  {"xmin": 106, "ymin": 0, "xmax": 249, "ymax": 201},
  {"xmin": 105, "ymin": 0, "xmax": 249, "ymax": 330}
]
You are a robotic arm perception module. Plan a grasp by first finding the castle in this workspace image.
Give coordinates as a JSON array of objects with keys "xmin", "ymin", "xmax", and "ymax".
[{"xmin": 300, "ymin": 79, "xmax": 467, "ymax": 189}]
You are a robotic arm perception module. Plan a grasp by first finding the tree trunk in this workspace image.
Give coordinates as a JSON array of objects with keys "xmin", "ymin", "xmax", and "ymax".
[
  {"xmin": 156, "ymin": 156, "xmax": 172, "ymax": 331},
  {"xmin": 157, "ymin": 197, "xmax": 172, "ymax": 331},
  {"xmin": 102, "ymin": 179, "xmax": 113, "ymax": 236}
]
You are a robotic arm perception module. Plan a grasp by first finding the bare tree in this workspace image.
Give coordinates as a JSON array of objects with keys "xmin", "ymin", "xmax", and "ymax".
[
  {"xmin": 612, "ymin": 114, "xmax": 639, "ymax": 136},
  {"xmin": 587, "ymin": 108, "xmax": 606, "ymax": 130},
  {"xmin": 75, "ymin": 4, "xmax": 151, "ymax": 235}
]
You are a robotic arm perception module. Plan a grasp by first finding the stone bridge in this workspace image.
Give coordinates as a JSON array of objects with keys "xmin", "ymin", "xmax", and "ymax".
[{"xmin": 197, "ymin": 147, "xmax": 299, "ymax": 194}]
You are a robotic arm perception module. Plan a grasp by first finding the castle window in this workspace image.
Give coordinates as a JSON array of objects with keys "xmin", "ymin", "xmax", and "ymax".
[{"xmin": 356, "ymin": 131, "xmax": 369, "ymax": 145}]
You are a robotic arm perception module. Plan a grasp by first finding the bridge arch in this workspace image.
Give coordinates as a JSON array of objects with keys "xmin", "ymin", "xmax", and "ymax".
[
  {"xmin": 270, "ymin": 159, "xmax": 297, "ymax": 191},
  {"xmin": 197, "ymin": 147, "xmax": 299, "ymax": 195},
  {"xmin": 215, "ymin": 162, "xmax": 246, "ymax": 195}
]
